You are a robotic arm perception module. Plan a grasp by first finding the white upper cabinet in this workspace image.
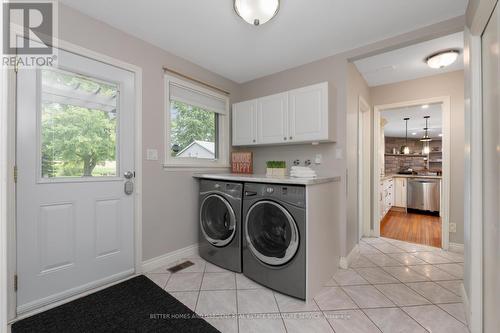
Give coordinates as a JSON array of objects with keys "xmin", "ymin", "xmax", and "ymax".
[
  {"xmin": 232, "ymin": 99, "xmax": 257, "ymax": 146},
  {"xmin": 232, "ymin": 82, "xmax": 330, "ymax": 146},
  {"xmin": 257, "ymin": 92, "xmax": 288, "ymax": 144},
  {"xmin": 288, "ymin": 82, "xmax": 328, "ymax": 142}
]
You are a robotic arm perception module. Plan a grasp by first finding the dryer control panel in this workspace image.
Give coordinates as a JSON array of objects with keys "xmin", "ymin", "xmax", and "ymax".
[{"xmin": 244, "ymin": 183, "xmax": 306, "ymax": 208}]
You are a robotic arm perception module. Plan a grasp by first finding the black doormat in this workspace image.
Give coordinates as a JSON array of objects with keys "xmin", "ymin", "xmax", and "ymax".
[{"xmin": 12, "ymin": 275, "xmax": 220, "ymax": 333}]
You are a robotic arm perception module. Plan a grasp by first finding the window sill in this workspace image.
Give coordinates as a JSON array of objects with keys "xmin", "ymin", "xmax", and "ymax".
[{"xmin": 162, "ymin": 164, "xmax": 230, "ymax": 172}]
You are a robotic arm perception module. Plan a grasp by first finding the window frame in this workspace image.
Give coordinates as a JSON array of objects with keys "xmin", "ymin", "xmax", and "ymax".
[{"xmin": 164, "ymin": 75, "xmax": 230, "ymax": 169}]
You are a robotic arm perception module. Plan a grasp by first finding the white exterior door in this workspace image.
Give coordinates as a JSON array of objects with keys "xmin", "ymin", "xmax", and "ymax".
[
  {"xmin": 288, "ymin": 82, "xmax": 328, "ymax": 142},
  {"xmin": 257, "ymin": 93, "xmax": 288, "ymax": 144},
  {"xmin": 16, "ymin": 47, "xmax": 136, "ymax": 313},
  {"xmin": 232, "ymin": 100, "xmax": 257, "ymax": 146}
]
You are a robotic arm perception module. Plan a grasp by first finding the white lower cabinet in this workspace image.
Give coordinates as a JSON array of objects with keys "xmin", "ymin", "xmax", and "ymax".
[
  {"xmin": 380, "ymin": 178, "xmax": 394, "ymax": 221},
  {"xmin": 394, "ymin": 178, "xmax": 407, "ymax": 208},
  {"xmin": 232, "ymin": 82, "xmax": 330, "ymax": 146}
]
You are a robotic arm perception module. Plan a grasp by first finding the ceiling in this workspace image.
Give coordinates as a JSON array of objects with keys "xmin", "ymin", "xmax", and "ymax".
[
  {"xmin": 382, "ymin": 104, "xmax": 442, "ymax": 138},
  {"xmin": 60, "ymin": 0, "xmax": 468, "ymax": 83},
  {"xmin": 354, "ymin": 32, "xmax": 464, "ymax": 87}
]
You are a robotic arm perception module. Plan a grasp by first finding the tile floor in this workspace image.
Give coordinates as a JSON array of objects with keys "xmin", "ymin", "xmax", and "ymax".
[{"xmin": 145, "ymin": 237, "xmax": 469, "ymax": 333}]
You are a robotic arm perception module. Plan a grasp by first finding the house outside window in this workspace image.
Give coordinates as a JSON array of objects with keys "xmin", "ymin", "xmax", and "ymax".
[{"xmin": 164, "ymin": 75, "xmax": 229, "ymax": 168}]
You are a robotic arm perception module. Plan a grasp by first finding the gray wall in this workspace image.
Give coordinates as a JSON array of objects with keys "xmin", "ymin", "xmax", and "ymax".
[
  {"xmin": 371, "ymin": 71, "xmax": 465, "ymax": 244},
  {"xmin": 58, "ymin": 5, "xmax": 241, "ymax": 261}
]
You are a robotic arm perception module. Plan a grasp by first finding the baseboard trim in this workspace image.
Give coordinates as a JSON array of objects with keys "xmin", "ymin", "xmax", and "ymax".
[
  {"xmin": 460, "ymin": 282, "xmax": 471, "ymax": 327},
  {"xmin": 141, "ymin": 243, "xmax": 199, "ymax": 273},
  {"xmin": 449, "ymin": 242, "xmax": 464, "ymax": 253},
  {"xmin": 339, "ymin": 244, "xmax": 359, "ymax": 269}
]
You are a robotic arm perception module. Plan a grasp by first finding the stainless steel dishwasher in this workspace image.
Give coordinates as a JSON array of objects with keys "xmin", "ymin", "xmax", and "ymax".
[{"xmin": 407, "ymin": 178, "xmax": 440, "ymax": 212}]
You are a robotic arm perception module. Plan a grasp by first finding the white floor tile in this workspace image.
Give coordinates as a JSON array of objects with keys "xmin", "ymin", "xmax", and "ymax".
[
  {"xmin": 434, "ymin": 263, "xmax": 464, "ymax": 279},
  {"xmin": 412, "ymin": 252, "xmax": 452, "ymax": 264},
  {"xmin": 333, "ymin": 269, "xmax": 369, "ymax": 286},
  {"xmin": 364, "ymin": 254, "xmax": 403, "ymax": 267},
  {"xmin": 236, "ymin": 274, "xmax": 264, "ymax": 290},
  {"xmin": 205, "ymin": 315, "xmax": 238, "ymax": 333},
  {"xmin": 170, "ymin": 291, "xmax": 199, "ymax": 311},
  {"xmin": 282, "ymin": 312, "xmax": 334, "ymax": 333},
  {"xmin": 388, "ymin": 253, "xmax": 427, "ymax": 265},
  {"xmin": 382, "ymin": 266, "xmax": 429, "ymax": 282},
  {"xmin": 146, "ymin": 265, "xmax": 172, "ymax": 274},
  {"xmin": 342, "ymin": 285, "xmax": 394, "ymax": 308},
  {"xmin": 237, "ymin": 289, "xmax": 280, "ymax": 314},
  {"xmin": 205, "ymin": 262, "xmax": 231, "ymax": 273},
  {"xmin": 406, "ymin": 282, "xmax": 462, "ymax": 304},
  {"xmin": 408, "ymin": 265, "xmax": 457, "ymax": 281},
  {"xmin": 201, "ymin": 272, "xmax": 236, "ymax": 290},
  {"xmin": 355, "ymin": 267, "xmax": 400, "ymax": 284},
  {"xmin": 196, "ymin": 290, "xmax": 237, "ymax": 316},
  {"xmin": 314, "ymin": 287, "xmax": 358, "ymax": 311},
  {"xmin": 364, "ymin": 307, "xmax": 427, "ymax": 333},
  {"xmin": 238, "ymin": 313, "xmax": 286, "ymax": 333},
  {"xmin": 374, "ymin": 283, "xmax": 431, "ymax": 306},
  {"xmin": 436, "ymin": 280, "xmax": 464, "ymax": 296},
  {"xmin": 145, "ymin": 273, "xmax": 170, "ymax": 289},
  {"xmin": 371, "ymin": 243, "xmax": 407, "ymax": 254},
  {"xmin": 165, "ymin": 272, "xmax": 203, "ymax": 292},
  {"xmin": 438, "ymin": 303, "xmax": 467, "ymax": 324},
  {"xmin": 170, "ymin": 258, "xmax": 206, "ymax": 273},
  {"xmin": 274, "ymin": 292, "xmax": 320, "ymax": 312},
  {"xmin": 403, "ymin": 305, "xmax": 469, "ymax": 332},
  {"xmin": 350, "ymin": 256, "xmax": 378, "ymax": 268},
  {"xmin": 324, "ymin": 310, "xmax": 381, "ymax": 333}
]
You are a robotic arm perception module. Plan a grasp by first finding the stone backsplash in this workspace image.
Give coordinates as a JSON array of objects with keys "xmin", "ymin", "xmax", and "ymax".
[{"xmin": 384, "ymin": 137, "xmax": 442, "ymax": 174}]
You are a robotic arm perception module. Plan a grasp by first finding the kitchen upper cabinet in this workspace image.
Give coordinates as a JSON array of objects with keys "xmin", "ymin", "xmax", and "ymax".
[
  {"xmin": 257, "ymin": 92, "xmax": 288, "ymax": 144},
  {"xmin": 288, "ymin": 83, "xmax": 328, "ymax": 142},
  {"xmin": 232, "ymin": 82, "xmax": 330, "ymax": 146},
  {"xmin": 232, "ymin": 99, "xmax": 257, "ymax": 146},
  {"xmin": 394, "ymin": 178, "xmax": 407, "ymax": 208}
]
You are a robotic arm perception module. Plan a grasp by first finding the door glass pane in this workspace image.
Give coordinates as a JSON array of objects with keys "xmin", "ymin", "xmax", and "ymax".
[
  {"xmin": 247, "ymin": 203, "xmax": 293, "ymax": 259},
  {"xmin": 169, "ymin": 100, "xmax": 218, "ymax": 159},
  {"xmin": 41, "ymin": 68, "xmax": 118, "ymax": 178}
]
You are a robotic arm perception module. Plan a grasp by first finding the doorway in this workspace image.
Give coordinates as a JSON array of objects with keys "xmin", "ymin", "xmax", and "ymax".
[
  {"xmin": 372, "ymin": 98, "xmax": 450, "ymax": 249},
  {"xmin": 15, "ymin": 44, "xmax": 138, "ymax": 314}
]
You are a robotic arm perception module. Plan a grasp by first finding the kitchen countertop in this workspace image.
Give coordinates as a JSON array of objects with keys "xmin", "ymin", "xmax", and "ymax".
[
  {"xmin": 381, "ymin": 174, "xmax": 442, "ymax": 180},
  {"xmin": 193, "ymin": 173, "xmax": 341, "ymax": 185}
]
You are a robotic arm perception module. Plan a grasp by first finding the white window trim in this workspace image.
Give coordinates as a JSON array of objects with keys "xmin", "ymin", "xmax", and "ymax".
[{"xmin": 163, "ymin": 75, "xmax": 230, "ymax": 169}]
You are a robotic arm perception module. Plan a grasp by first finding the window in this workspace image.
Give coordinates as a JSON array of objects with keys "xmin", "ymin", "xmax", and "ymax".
[
  {"xmin": 40, "ymin": 68, "xmax": 118, "ymax": 178},
  {"xmin": 164, "ymin": 75, "xmax": 229, "ymax": 168}
]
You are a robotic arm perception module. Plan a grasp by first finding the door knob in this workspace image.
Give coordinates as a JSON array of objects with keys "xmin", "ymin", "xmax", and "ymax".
[{"xmin": 124, "ymin": 171, "xmax": 134, "ymax": 179}]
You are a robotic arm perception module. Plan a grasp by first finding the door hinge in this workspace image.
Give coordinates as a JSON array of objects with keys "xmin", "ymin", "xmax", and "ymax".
[
  {"xmin": 14, "ymin": 165, "xmax": 18, "ymax": 183},
  {"xmin": 14, "ymin": 274, "xmax": 18, "ymax": 292}
]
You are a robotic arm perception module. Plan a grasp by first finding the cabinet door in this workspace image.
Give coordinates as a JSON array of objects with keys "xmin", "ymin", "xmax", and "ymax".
[
  {"xmin": 288, "ymin": 82, "xmax": 328, "ymax": 142},
  {"xmin": 232, "ymin": 100, "xmax": 257, "ymax": 146},
  {"xmin": 394, "ymin": 178, "xmax": 408, "ymax": 207},
  {"xmin": 257, "ymin": 92, "xmax": 288, "ymax": 144}
]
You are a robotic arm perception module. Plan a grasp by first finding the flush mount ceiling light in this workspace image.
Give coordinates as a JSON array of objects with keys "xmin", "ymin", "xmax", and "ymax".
[
  {"xmin": 425, "ymin": 49, "xmax": 460, "ymax": 69},
  {"xmin": 234, "ymin": 0, "xmax": 280, "ymax": 26}
]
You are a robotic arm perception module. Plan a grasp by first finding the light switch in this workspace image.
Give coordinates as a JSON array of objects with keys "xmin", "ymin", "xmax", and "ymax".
[
  {"xmin": 315, "ymin": 154, "xmax": 322, "ymax": 164},
  {"xmin": 335, "ymin": 148, "xmax": 343, "ymax": 159},
  {"xmin": 146, "ymin": 149, "xmax": 158, "ymax": 161}
]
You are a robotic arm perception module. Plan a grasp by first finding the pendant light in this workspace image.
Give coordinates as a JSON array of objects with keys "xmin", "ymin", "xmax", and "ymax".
[
  {"xmin": 234, "ymin": 0, "xmax": 280, "ymax": 26},
  {"xmin": 400, "ymin": 118, "xmax": 410, "ymax": 155},
  {"xmin": 421, "ymin": 116, "xmax": 432, "ymax": 154}
]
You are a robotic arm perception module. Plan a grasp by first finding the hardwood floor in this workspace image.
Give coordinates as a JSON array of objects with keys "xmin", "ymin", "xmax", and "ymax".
[{"xmin": 381, "ymin": 209, "xmax": 442, "ymax": 248}]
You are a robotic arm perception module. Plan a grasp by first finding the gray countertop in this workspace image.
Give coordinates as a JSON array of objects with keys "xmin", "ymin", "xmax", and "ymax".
[
  {"xmin": 381, "ymin": 174, "xmax": 442, "ymax": 181},
  {"xmin": 193, "ymin": 173, "xmax": 341, "ymax": 185}
]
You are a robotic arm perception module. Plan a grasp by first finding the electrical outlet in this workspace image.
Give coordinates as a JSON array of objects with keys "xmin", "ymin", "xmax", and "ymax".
[
  {"xmin": 146, "ymin": 149, "xmax": 158, "ymax": 161},
  {"xmin": 449, "ymin": 223, "xmax": 457, "ymax": 233}
]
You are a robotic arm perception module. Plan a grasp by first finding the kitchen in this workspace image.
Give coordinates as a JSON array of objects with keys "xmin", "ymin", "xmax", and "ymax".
[{"xmin": 378, "ymin": 103, "xmax": 444, "ymax": 247}]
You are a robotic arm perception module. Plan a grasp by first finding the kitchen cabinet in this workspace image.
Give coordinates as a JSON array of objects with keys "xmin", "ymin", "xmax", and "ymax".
[
  {"xmin": 232, "ymin": 99, "xmax": 257, "ymax": 146},
  {"xmin": 257, "ymin": 92, "xmax": 288, "ymax": 144},
  {"xmin": 288, "ymin": 83, "xmax": 329, "ymax": 142},
  {"xmin": 394, "ymin": 178, "xmax": 407, "ymax": 208},
  {"xmin": 232, "ymin": 82, "xmax": 330, "ymax": 146},
  {"xmin": 380, "ymin": 178, "xmax": 394, "ymax": 221}
]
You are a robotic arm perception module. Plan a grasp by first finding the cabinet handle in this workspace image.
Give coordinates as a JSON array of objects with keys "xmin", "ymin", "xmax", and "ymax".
[
  {"xmin": 289, "ymin": 136, "xmax": 293, "ymax": 140},
  {"xmin": 252, "ymin": 139, "xmax": 256, "ymax": 143},
  {"xmin": 284, "ymin": 137, "xmax": 287, "ymax": 140}
]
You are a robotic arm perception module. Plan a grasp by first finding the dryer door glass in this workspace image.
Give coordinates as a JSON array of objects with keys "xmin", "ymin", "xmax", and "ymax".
[
  {"xmin": 200, "ymin": 194, "xmax": 236, "ymax": 247},
  {"xmin": 245, "ymin": 201, "xmax": 299, "ymax": 266}
]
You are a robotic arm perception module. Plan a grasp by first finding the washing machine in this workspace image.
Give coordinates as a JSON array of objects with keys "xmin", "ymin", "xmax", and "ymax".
[
  {"xmin": 242, "ymin": 182, "xmax": 306, "ymax": 299},
  {"xmin": 199, "ymin": 179, "xmax": 242, "ymax": 272}
]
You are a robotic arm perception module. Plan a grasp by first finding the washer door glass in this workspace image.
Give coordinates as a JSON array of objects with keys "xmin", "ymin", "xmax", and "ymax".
[
  {"xmin": 245, "ymin": 200, "xmax": 299, "ymax": 266},
  {"xmin": 200, "ymin": 194, "xmax": 236, "ymax": 247}
]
